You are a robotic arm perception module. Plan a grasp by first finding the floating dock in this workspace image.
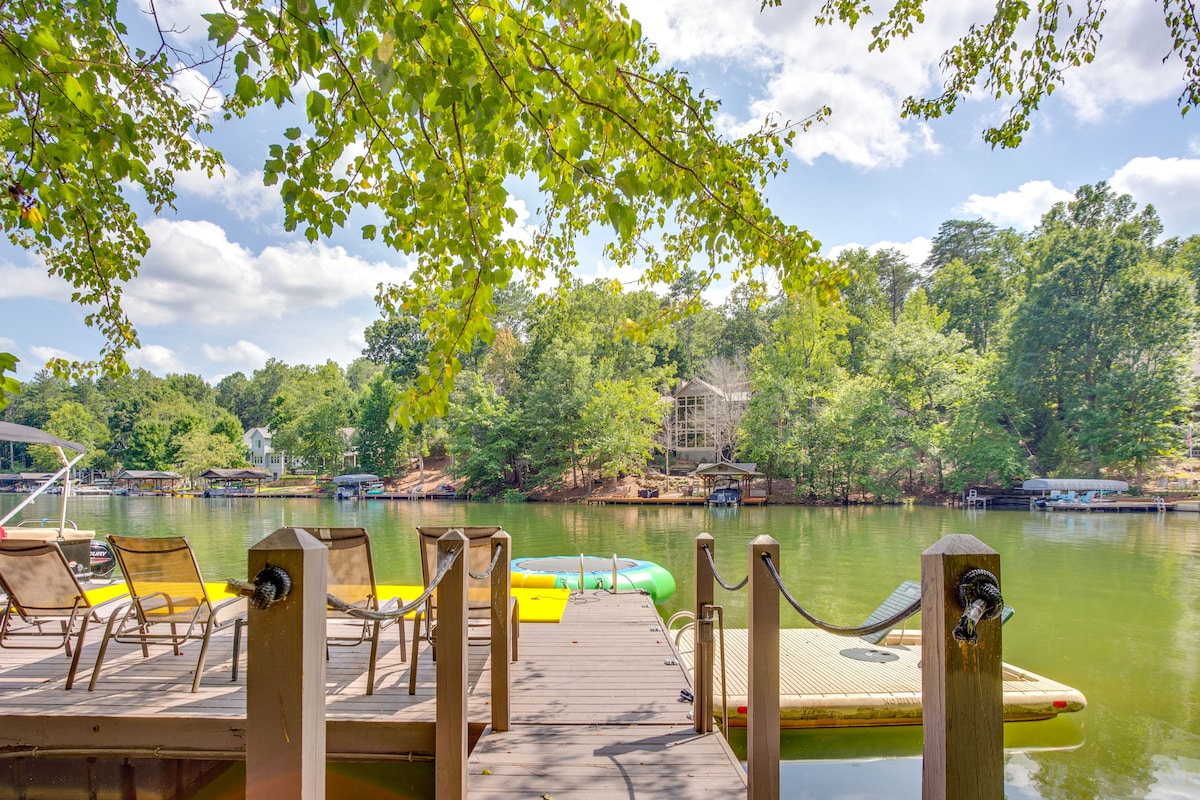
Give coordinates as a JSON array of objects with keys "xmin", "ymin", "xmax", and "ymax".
[
  {"xmin": 674, "ymin": 627, "xmax": 1086, "ymax": 729},
  {"xmin": 0, "ymin": 591, "xmax": 745, "ymax": 798},
  {"xmin": 1032, "ymin": 500, "xmax": 1174, "ymax": 513}
]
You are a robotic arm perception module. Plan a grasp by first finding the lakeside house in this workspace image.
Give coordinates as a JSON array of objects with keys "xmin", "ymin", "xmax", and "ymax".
[
  {"xmin": 243, "ymin": 426, "xmax": 359, "ymax": 480},
  {"xmin": 666, "ymin": 378, "xmax": 750, "ymax": 464}
]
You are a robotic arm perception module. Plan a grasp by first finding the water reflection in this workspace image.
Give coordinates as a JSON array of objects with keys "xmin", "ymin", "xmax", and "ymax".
[{"xmin": 3, "ymin": 496, "xmax": 1197, "ymax": 798}]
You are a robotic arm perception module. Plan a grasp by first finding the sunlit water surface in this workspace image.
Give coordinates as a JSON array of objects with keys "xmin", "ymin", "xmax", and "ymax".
[{"xmin": 4, "ymin": 495, "xmax": 1197, "ymax": 799}]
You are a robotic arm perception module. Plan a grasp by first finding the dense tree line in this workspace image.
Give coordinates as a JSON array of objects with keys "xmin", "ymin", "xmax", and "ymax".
[{"xmin": 4, "ymin": 184, "xmax": 1197, "ymax": 500}]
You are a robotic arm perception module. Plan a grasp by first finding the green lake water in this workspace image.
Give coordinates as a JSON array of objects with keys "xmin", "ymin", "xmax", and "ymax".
[{"xmin": 3, "ymin": 495, "xmax": 1198, "ymax": 799}]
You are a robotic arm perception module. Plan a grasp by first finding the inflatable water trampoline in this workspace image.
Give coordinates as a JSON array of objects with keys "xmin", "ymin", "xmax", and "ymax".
[{"xmin": 511, "ymin": 555, "xmax": 676, "ymax": 603}]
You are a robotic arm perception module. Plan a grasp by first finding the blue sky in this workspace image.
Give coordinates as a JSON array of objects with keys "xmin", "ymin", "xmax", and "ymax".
[{"xmin": 3, "ymin": 0, "xmax": 1199, "ymax": 385}]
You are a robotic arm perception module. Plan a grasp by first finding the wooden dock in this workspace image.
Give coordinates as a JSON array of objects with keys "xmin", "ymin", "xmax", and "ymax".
[
  {"xmin": 1034, "ymin": 499, "xmax": 1173, "ymax": 513},
  {"xmin": 0, "ymin": 591, "xmax": 745, "ymax": 798},
  {"xmin": 585, "ymin": 495, "xmax": 766, "ymax": 506}
]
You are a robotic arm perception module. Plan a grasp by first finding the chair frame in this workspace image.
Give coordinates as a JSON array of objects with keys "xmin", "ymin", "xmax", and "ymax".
[
  {"xmin": 409, "ymin": 526, "xmax": 518, "ymax": 695},
  {"xmin": 301, "ymin": 526, "xmax": 405, "ymax": 695},
  {"xmin": 88, "ymin": 535, "xmax": 246, "ymax": 693},
  {"xmin": 859, "ymin": 580, "xmax": 1013, "ymax": 646},
  {"xmin": 0, "ymin": 540, "xmax": 127, "ymax": 690}
]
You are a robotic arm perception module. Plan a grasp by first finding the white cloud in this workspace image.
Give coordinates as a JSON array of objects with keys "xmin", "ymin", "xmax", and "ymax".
[
  {"xmin": 956, "ymin": 181, "xmax": 1074, "ymax": 230},
  {"xmin": 1057, "ymin": 4, "xmax": 1181, "ymax": 123},
  {"xmin": 136, "ymin": 0, "xmax": 216, "ymax": 49},
  {"xmin": 503, "ymin": 197, "xmax": 536, "ymax": 246},
  {"xmin": 203, "ymin": 340, "xmax": 271, "ymax": 371},
  {"xmin": 701, "ymin": 282, "xmax": 734, "ymax": 308},
  {"xmin": 173, "ymin": 161, "xmax": 279, "ymax": 222},
  {"xmin": 125, "ymin": 218, "xmax": 412, "ymax": 328},
  {"xmin": 828, "ymin": 237, "xmax": 933, "ymax": 267},
  {"xmin": 0, "ymin": 262, "xmax": 70, "ymax": 301},
  {"xmin": 344, "ymin": 318, "xmax": 368, "ymax": 352},
  {"xmin": 127, "ymin": 344, "xmax": 186, "ymax": 374},
  {"xmin": 627, "ymin": 0, "xmax": 979, "ymax": 168},
  {"xmin": 170, "ymin": 65, "xmax": 224, "ymax": 117},
  {"xmin": 1109, "ymin": 157, "xmax": 1200, "ymax": 237},
  {"xmin": 576, "ymin": 253, "xmax": 647, "ymax": 289},
  {"xmin": 0, "ymin": 337, "xmax": 14, "ymax": 349},
  {"xmin": 627, "ymin": 1, "xmax": 1191, "ymax": 168},
  {"xmin": 29, "ymin": 345, "xmax": 79, "ymax": 364}
]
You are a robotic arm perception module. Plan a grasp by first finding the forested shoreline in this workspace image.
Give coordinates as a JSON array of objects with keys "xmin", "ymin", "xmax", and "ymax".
[{"xmin": 4, "ymin": 184, "xmax": 1197, "ymax": 502}]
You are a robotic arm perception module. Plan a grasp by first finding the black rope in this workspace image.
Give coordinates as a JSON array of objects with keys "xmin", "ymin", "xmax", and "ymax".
[
  {"xmin": 468, "ymin": 543, "xmax": 503, "ymax": 580},
  {"xmin": 701, "ymin": 544, "xmax": 749, "ymax": 591},
  {"xmin": 327, "ymin": 547, "xmax": 461, "ymax": 621},
  {"xmin": 761, "ymin": 554, "xmax": 921, "ymax": 638},
  {"xmin": 953, "ymin": 568, "xmax": 1003, "ymax": 644}
]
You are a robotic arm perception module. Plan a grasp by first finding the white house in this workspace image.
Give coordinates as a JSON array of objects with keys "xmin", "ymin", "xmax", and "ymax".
[
  {"xmin": 243, "ymin": 426, "xmax": 359, "ymax": 479},
  {"xmin": 243, "ymin": 427, "xmax": 287, "ymax": 480}
]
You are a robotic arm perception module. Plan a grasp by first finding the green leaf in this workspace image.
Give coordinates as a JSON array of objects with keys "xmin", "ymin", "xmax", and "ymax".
[
  {"xmin": 203, "ymin": 13, "xmax": 240, "ymax": 46},
  {"xmin": 60, "ymin": 75, "xmax": 94, "ymax": 114}
]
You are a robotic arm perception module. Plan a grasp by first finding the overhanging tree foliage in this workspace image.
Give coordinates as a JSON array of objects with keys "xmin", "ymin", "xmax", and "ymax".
[
  {"xmin": 811, "ymin": 0, "xmax": 1200, "ymax": 147},
  {"xmin": 1, "ymin": 0, "xmax": 836, "ymax": 420},
  {"xmin": 0, "ymin": 0, "xmax": 221, "ymax": 378}
]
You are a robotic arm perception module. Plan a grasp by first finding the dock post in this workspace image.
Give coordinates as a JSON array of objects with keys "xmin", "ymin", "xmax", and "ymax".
[
  {"xmin": 694, "ymin": 533, "xmax": 714, "ymax": 734},
  {"xmin": 437, "ymin": 530, "xmax": 469, "ymax": 800},
  {"xmin": 921, "ymin": 534, "xmax": 1003, "ymax": 800},
  {"xmin": 747, "ymin": 535, "xmax": 780, "ymax": 800},
  {"xmin": 490, "ymin": 530, "xmax": 512, "ymax": 732},
  {"xmin": 246, "ymin": 527, "xmax": 328, "ymax": 800}
]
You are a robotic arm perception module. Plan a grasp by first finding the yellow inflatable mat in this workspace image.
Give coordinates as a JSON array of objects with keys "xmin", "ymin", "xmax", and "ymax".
[{"xmin": 84, "ymin": 583, "xmax": 569, "ymax": 623}]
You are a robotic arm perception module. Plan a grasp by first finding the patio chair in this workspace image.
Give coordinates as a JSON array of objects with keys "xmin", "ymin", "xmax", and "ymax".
[
  {"xmin": 859, "ymin": 580, "xmax": 1013, "ymax": 646},
  {"xmin": 409, "ymin": 526, "xmax": 518, "ymax": 695},
  {"xmin": 299, "ymin": 526, "xmax": 405, "ymax": 695},
  {"xmin": 88, "ymin": 535, "xmax": 246, "ymax": 693},
  {"xmin": 0, "ymin": 540, "xmax": 128, "ymax": 690}
]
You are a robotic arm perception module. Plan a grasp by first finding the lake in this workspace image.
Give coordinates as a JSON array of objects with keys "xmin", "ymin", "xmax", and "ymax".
[{"xmin": 3, "ymin": 494, "xmax": 1198, "ymax": 799}]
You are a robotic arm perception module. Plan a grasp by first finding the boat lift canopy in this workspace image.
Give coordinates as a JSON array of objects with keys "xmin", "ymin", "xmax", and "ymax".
[
  {"xmin": 0, "ymin": 421, "xmax": 87, "ymax": 531},
  {"xmin": 0, "ymin": 422, "xmax": 85, "ymax": 453},
  {"xmin": 332, "ymin": 473, "xmax": 380, "ymax": 485},
  {"xmin": 1021, "ymin": 478, "xmax": 1129, "ymax": 493}
]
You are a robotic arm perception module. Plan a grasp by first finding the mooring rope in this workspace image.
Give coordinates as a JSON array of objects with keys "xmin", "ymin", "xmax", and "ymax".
[
  {"xmin": 701, "ymin": 544, "xmax": 749, "ymax": 591},
  {"xmin": 326, "ymin": 547, "xmax": 461, "ymax": 621},
  {"xmin": 468, "ymin": 542, "xmax": 503, "ymax": 580},
  {"xmin": 761, "ymin": 553, "xmax": 921, "ymax": 638}
]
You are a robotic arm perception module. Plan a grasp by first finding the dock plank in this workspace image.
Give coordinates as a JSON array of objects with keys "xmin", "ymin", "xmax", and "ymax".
[
  {"xmin": 0, "ymin": 590, "xmax": 746, "ymax": 797},
  {"xmin": 467, "ymin": 591, "xmax": 746, "ymax": 798}
]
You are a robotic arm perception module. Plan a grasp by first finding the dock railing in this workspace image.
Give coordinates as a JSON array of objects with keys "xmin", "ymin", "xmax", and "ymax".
[
  {"xmin": 692, "ymin": 532, "xmax": 1004, "ymax": 800},
  {"xmin": 239, "ymin": 526, "xmax": 511, "ymax": 800}
]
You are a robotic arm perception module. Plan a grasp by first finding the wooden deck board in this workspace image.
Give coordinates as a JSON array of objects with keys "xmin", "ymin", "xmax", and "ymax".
[
  {"xmin": 467, "ymin": 591, "xmax": 746, "ymax": 798},
  {"xmin": 0, "ymin": 590, "xmax": 746, "ymax": 797}
]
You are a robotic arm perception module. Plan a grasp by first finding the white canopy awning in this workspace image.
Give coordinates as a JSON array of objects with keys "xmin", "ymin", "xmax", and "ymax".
[
  {"xmin": 1021, "ymin": 478, "xmax": 1129, "ymax": 492},
  {"xmin": 333, "ymin": 473, "xmax": 380, "ymax": 485},
  {"xmin": 0, "ymin": 421, "xmax": 85, "ymax": 453}
]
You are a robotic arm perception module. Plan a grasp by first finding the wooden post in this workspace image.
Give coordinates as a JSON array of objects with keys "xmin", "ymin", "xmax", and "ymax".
[
  {"xmin": 490, "ymin": 530, "xmax": 512, "ymax": 732},
  {"xmin": 921, "ymin": 534, "xmax": 1003, "ymax": 800},
  {"xmin": 246, "ymin": 527, "xmax": 328, "ymax": 800},
  {"xmin": 747, "ymin": 535, "xmax": 780, "ymax": 800},
  {"xmin": 437, "ymin": 530, "xmax": 469, "ymax": 800},
  {"xmin": 693, "ymin": 533, "xmax": 714, "ymax": 734}
]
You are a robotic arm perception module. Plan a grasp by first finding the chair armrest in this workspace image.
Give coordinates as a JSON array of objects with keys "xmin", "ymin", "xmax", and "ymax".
[
  {"xmin": 135, "ymin": 591, "xmax": 175, "ymax": 613},
  {"xmin": 212, "ymin": 596, "xmax": 248, "ymax": 627},
  {"xmin": 88, "ymin": 593, "xmax": 132, "ymax": 621}
]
